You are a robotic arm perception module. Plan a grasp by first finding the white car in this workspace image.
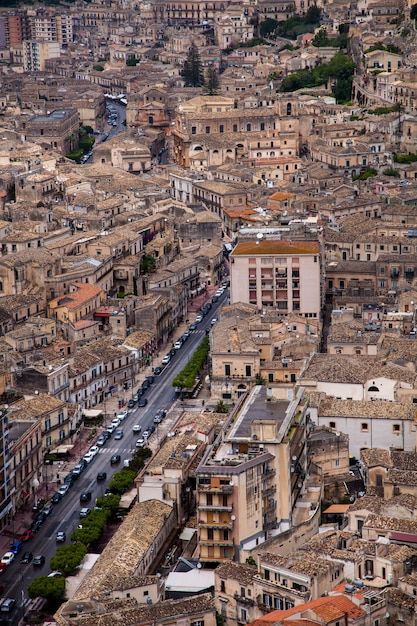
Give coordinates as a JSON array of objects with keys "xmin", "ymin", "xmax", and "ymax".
[
  {"xmin": 174, "ymin": 341, "xmax": 182, "ymax": 350},
  {"xmin": 106, "ymin": 423, "xmax": 116, "ymax": 434},
  {"xmin": 58, "ymin": 484, "xmax": 70, "ymax": 497},
  {"xmin": 117, "ymin": 410, "xmax": 128, "ymax": 421},
  {"xmin": 133, "ymin": 424, "xmax": 142, "ymax": 433},
  {"xmin": 111, "ymin": 418, "xmax": 121, "ymax": 428},
  {"xmin": 195, "ymin": 315, "xmax": 203, "ymax": 323},
  {"xmin": 83, "ymin": 451, "xmax": 94, "ymax": 464},
  {"xmin": 89, "ymin": 446, "xmax": 99, "ymax": 457},
  {"xmin": 215, "ymin": 289, "xmax": 224, "ymax": 297},
  {"xmin": 1, "ymin": 552, "xmax": 14, "ymax": 566},
  {"xmin": 162, "ymin": 355, "xmax": 171, "ymax": 365},
  {"xmin": 211, "ymin": 318, "xmax": 217, "ymax": 326}
]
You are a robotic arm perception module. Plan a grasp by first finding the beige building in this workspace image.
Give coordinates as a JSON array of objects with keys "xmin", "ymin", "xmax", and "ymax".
[
  {"xmin": 23, "ymin": 109, "xmax": 80, "ymax": 154},
  {"xmin": 196, "ymin": 386, "xmax": 312, "ymax": 562},
  {"xmin": 48, "ymin": 282, "xmax": 105, "ymax": 326},
  {"xmin": 9, "ymin": 417, "xmax": 42, "ymax": 514},
  {"xmin": 230, "ymin": 239, "xmax": 321, "ymax": 318},
  {"xmin": 22, "ymin": 40, "xmax": 60, "ymax": 71}
]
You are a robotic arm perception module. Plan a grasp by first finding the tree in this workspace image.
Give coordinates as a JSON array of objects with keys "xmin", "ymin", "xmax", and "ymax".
[
  {"xmin": 305, "ymin": 4, "xmax": 321, "ymax": 24},
  {"xmin": 28, "ymin": 576, "xmax": 66, "ymax": 603},
  {"xmin": 203, "ymin": 65, "xmax": 220, "ymax": 95},
  {"xmin": 140, "ymin": 253, "xmax": 156, "ymax": 274},
  {"xmin": 108, "ymin": 468, "xmax": 137, "ymax": 494},
  {"xmin": 96, "ymin": 493, "xmax": 121, "ymax": 516},
  {"xmin": 50, "ymin": 543, "xmax": 87, "ymax": 576},
  {"xmin": 93, "ymin": 64, "xmax": 104, "ymax": 72},
  {"xmin": 312, "ymin": 28, "xmax": 330, "ymax": 47},
  {"xmin": 260, "ymin": 17, "xmax": 278, "ymax": 37},
  {"xmin": 181, "ymin": 42, "xmax": 204, "ymax": 87},
  {"xmin": 214, "ymin": 400, "xmax": 229, "ymax": 414}
]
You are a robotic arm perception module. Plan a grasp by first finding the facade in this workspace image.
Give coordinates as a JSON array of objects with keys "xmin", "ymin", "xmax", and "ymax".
[
  {"xmin": 23, "ymin": 109, "xmax": 80, "ymax": 154},
  {"xmin": 196, "ymin": 386, "xmax": 310, "ymax": 562},
  {"xmin": 230, "ymin": 239, "xmax": 321, "ymax": 317},
  {"xmin": 22, "ymin": 40, "xmax": 60, "ymax": 72}
]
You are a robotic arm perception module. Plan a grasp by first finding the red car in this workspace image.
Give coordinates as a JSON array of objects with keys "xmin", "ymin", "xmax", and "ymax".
[
  {"xmin": 0, "ymin": 563, "xmax": 6, "ymax": 575},
  {"xmin": 20, "ymin": 529, "xmax": 35, "ymax": 542}
]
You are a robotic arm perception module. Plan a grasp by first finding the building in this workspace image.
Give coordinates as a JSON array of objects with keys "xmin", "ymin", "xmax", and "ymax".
[
  {"xmin": 23, "ymin": 109, "xmax": 80, "ymax": 154},
  {"xmin": 22, "ymin": 40, "xmax": 60, "ymax": 72},
  {"xmin": 196, "ymin": 386, "xmax": 313, "ymax": 562},
  {"xmin": 230, "ymin": 239, "xmax": 321, "ymax": 318}
]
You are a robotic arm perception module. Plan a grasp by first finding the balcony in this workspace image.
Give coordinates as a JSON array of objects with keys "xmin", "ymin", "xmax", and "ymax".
[
  {"xmin": 391, "ymin": 270, "xmax": 400, "ymax": 278},
  {"xmin": 199, "ymin": 504, "xmax": 233, "ymax": 512},
  {"xmin": 200, "ymin": 539, "xmax": 234, "ymax": 547},
  {"xmin": 233, "ymin": 593, "xmax": 255, "ymax": 607},
  {"xmin": 198, "ymin": 484, "xmax": 233, "ymax": 494},
  {"xmin": 262, "ymin": 485, "xmax": 276, "ymax": 497},
  {"xmin": 199, "ymin": 520, "xmax": 233, "ymax": 529}
]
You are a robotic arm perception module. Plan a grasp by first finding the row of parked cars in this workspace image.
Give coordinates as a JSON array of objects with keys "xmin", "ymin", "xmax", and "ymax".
[{"xmin": 127, "ymin": 374, "xmax": 155, "ymax": 408}]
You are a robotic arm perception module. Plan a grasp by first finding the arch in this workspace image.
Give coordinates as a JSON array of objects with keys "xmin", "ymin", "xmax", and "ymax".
[
  {"xmin": 193, "ymin": 145, "xmax": 203, "ymax": 151},
  {"xmin": 236, "ymin": 143, "xmax": 244, "ymax": 149},
  {"xmin": 286, "ymin": 102, "xmax": 292, "ymax": 116},
  {"xmin": 368, "ymin": 385, "xmax": 379, "ymax": 392}
]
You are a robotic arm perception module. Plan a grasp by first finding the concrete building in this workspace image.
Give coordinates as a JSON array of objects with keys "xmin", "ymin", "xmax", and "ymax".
[
  {"xmin": 196, "ymin": 386, "xmax": 311, "ymax": 562},
  {"xmin": 230, "ymin": 239, "xmax": 321, "ymax": 318},
  {"xmin": 22, "ymin": 40, "xmax": 60, "ymax": 72},
  {"xmin": 23, "ymin": 109, "xmax": 79, "ymax": 154}
]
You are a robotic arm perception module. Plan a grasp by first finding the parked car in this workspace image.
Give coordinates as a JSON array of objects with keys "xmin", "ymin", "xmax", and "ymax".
[
  {"xmin": 195, "ymin": 315, "xmax": 203, "ymax": 323},
  {"xmin": 117, "ymin": 410, "xmax": 128, "ymax": 421},
  {"xmin": 110, "ymin": 454, "xmax": 121, "ymax": 465},
  {"xmin": 30, "ymin": 520, "xmax": 42, "ymax": 533},
  {"xmin": 106, "ymin": 423, "xmax": 116, "ymax": 434},
  {"xmin": 111, "ymin": 418, "xmax": 120, "ymax": 428},
  {"xmin": 138, "ymin": 397, "xmax": 148, "ymax": 407},
  {"xmin": 83, "ymin": 451, "xmax": 95, "ymax": 464},
  {"xmin": 215, "ymin": 289, "xmax": 224, "ymax": 297},
  {"xmin": 143, "ymin": 430, "xmax": 150, "ymax": 440},
  {"xmin": 127, "ymin": 399, "xmax": 136, "ymax": 408},
  {"xmin": 114, "ymin": 430, "xmax": 124, "ymax": 440},
  {"xmin": 102, "ymin": 431, "xmax": 111, "ymax": 441},
  {"xmin": 146, "ymin": 375, "xmax": 155, "ymax": 385},
  {"xmin": 211, "ymin": 318, "xmax": 217, "ymax": 326},
  {"xmin": 96, "ymin": 435, "xmax": 107, "ymax": 447},
  {"xmin": 58, "ymin": 484, "xmax": 70, "ymax": 497},
  {"xmin": 133, "ymin": 424, "xmax": 142, "ymax": 433},
  {"xmin": 174, "ymin": 341, "xmax": 182, "ymax": 350},
  {"xmin": 72, "ymin": 462, "xmax": 86, "ymax": 477},
  {"xmin": 33, "ymin": 555, "xmax": 45, "ymax": 567},
  {"xmin": 136, "ymin": 438, "xmax": 145, "ymax": 448},
  {"xmin": 51, "ymin": 492, "xmax": 62, "ymax": 504},
  {"xmin": 80, "ymin": 508, "xmax": 91, "ymax": 518},
  {"xmin": 169, "ymin": 348, "xmax": 176, "ymax": 357},
  {"xmin": 20, "ymin": 551, "xmax": 33, "ymax": 564},
  {"xmin": 56, "ymin": 531, "xmax": 66, "ymax": 543},
  {"xmin": 64, "ymin": 473, "xmax": 75, "ymax": 487},
  {"xmin": 43, "ymin": 504, "xmax": 53, "ymax": 517},
  {"xmin": 1, "ymin": 552, "xmax": 14, "ymax": 566},
  {"xmin": 48, "ymin": 570, "xmax": 64, "ymax": 578},
  {"xmin": 211, "ymin": 296, "xmax": 218, "ymax": 303},
  {"xmin": 89, "ymin": 446, "xmax": 99, "ymax": 457},
  {"xmin": 189, "ymin": 323, "xmax": 197, "ymax": 331},
  {"xmin": 97, "ymin": 471, "xmax": 107, "ymax": 481},
  {"xmin": 161, "ymin": 354, "xmax": 171, "ymax": 365},
  {"xmin": 80, "ymin": 491, "xmax": 92, "ymax": 502},
  {"xmin": 20, "ymin": 529, "xmax": 35, "ymax": 542},
  {"xmin": 141, "ymin": 380, "xmax": 150, "ymax": 390},
  {"xmin": 183, "ymin": 330, "xmax": 190, "ymax": 339},
  {"xmin": 10, "ymin": 541, "xmax": 23, "ymax": 554},
  {"xmin": 153, "ymin": 366, "xmax": 163, "ymax": 375}
]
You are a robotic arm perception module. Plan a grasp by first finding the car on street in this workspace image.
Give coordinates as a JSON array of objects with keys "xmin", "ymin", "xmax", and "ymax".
[
  {"xmin": 35, "ymin": 511, "xmax": 46, "ymax": 525},
  {"xmin": 136, "ymin": 438, "xmax": 145, "ymax": 448},
  {"xmin": 80, "ymin": 508, "xmax": 91, "ymax": 518},
  {"xmin": 10, "ymin": 541, "xmax": 23, "ymax": 554},
  {"xmin": 143, "ymin": 430, "xmax": 150, "ymax": 439},
  {"xmin": 89, "ymin": 446, "xmax": 99, "ymax": 457},
  {"xmin": 154, "ymin": 414, "xmax": 162, "ymax": 424},
  {"xmin": 183, "ymin": 330, "xmax": 190, "ymax": 339},
  {"xmin": 56, "ymin": 531, "xmax": 66, "ymax": 543},
  {"xmin": 127, "ymin": 399, "xmax": 136, "ymax": 408},
  {"xmin": 169, "ymin": 348, "xmax": 176, "ymax": 357},
  {"xmin": 174, "ymin": 340, "xmax": 182, "ymax": 350},
  {"xmin": 80, "ymin": 491, "xmax": 92, "ymax": 502},
  {"xmin": 58, "ymin": 484, "xmax": 70, "ymax": 497},
  {"xmin": 64, "ymin": 473, "xmax": 75, "ymax": 487},
  {"xmin": 0, "ymin": 598, "xmax": 16, "ymax": 613},
  {"xmin": 111, "ymin": 418, "xmax": 121, "ymax": 428},
  {"xmin": 138, "ymin": 397, "xmax": 148, "ymax": 407},
  {"xmin": 132, "ymin": 393, "xmax": 139, "ymax": 402},
  {"xmin": 106, "ymin": 423, "xmax": 116, "ymax": 434},
  {"xmin": 142, "ymin": 379, "xmax": 150, "ymax": 390},
  {"xmin": 72, "ymin": 461, "xmax": 86, "ymax": 477},
  {"xmin": 133, "ymin": 424, "xmax": 142, "ymax": 433},
  {"xmin": 51, "ymin": 492, "xmax": 62, "ymax": 504},
  {"xmin": 211, "ymin": 296, "xmax": 218, "ymax": 303},
  {"xmin": 110, "ymin": 454, "xmax": 121, "ymax": 465},
  {"xmin": 153, "ymin": 366, "xmax": 163, "ymax": 375},
  {"xmin": 33, "ymin": 555, "xmax": 45, "ymax": 567},
  {"xmin": 211, "ymin": 318, "xmax": 217, "ymax": 326},
  {"xmin": 43, "ymin": 504, "xmax": 53, "ymax": 517},
  {"xmin": 215, "ymin": 289, "xmax": 224, "ymax": 297},
  {"xmin": 1, "ymin": 552, "xmax": 14, "ymax": 566},
  {"xmin": 96, "ymin": 435, "xmax": 107, "ymax": 447},
  {"xmin": 102, "ymin": 430, "xmax": 111, "ymax": 441},
  {"xmin": 146, "ymin": 375, "xmax": 155, "ymax": 385},
  {"xmin": 162, "ymin": 354, "xmax": 171, "ymax": 365},
  {"xmin": 189, "ymin": 323, "xmax": 197, "ymax": 331},
  {"xmin": 20, "ymin": 529, "xmax": 35, "ymax": 542},
  {"xmin": 117, "ymin": 410, "xmax": 128, "ymax": 421},
  {"xmin": 195, "ymin": 315, "xmax": 203, "ymax": 323},
  {"xmin": 114, "ymin": 430, "xmax": 124, "ymax": 440},
  {"xmin": 20, "ymin": 551, "xmax": 33, "ymax": 564},
  {"xmin": 48, "ymin": 570, "xmax": 64, "ymax": 578},
  {"xmin": 30, "ymin": 520, "xmax": 42, "ymax": 533},
  {"xmin": 97, "ymin": 471, "xmax": 107, "ymax": 481},
  {"xmin": 83, "ymin": 450, "xmax": 95, "ymax": 464},
  {"xmin": 0, "ymin": 563, "xmax": 6, "ymax": 575}
]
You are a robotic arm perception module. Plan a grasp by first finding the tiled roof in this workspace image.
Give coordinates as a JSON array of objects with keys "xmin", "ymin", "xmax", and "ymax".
[
  {"xmin": 232, "ymin": 240, "xmax": 319, "ymax": 256},
  {"xmin": 215, "ymin": 561, "xmax": 256, "ymax": 585},
  {"xmin": 361, "ymin": 448, "xmax": 393, "ymax": 468}
]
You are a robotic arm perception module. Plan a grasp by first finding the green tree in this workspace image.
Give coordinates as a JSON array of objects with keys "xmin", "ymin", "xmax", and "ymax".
[
  {"xmin": 246, "ymin": 556, "xmax": 256, "ymax": 565},
  {"xmin": 108, "ymin": 468, "xmax": 137, "ymax": 494},
  {"xmin": 96, "ymin": 493, "xmax": 121, "ymax": 516},
  {"xmin": 312, "ymin": 28, "xmax": 330, "ymax": 47},
  {"xmin": 214, "ymin": 400, "xmax": 230, "ymax": 414},
  {"xmin": 305, "ymin": 4, "xmax": 321, "ymax": 24},
  {"xmin": 181, "ymin": 42, "xmax": 204, "ymax": 87},
  {"xmin": 93, "ymin": 64, "xmax": 104, "ymax": 72},
  {"xmin": 410, "ymin": 3, "xmax": 417, "ymax": 19},
  {"xmin": 203, "ymin": 65, "xmax": 220, "ymax": 95},
  {"xmin": 28, "ymin": 576, "xmax": 66, "ymax": 603},
  {"xmin": 260, "ymin": 17, "xmax": 278, "ymax": 37},
  {"xmin": 255, "ymin": 373, "xmax": 267, "ymax": 385},
  {"xmin": 126, "ymin": 57, "xmax": 138, "ymax": 66},
  {"xmin": 140, "ymin": 253, "xmax": 156, "ymax": 274},
  {"xmin": 50, "ymin": 543, "xmax": 87, "ymax": 576}
]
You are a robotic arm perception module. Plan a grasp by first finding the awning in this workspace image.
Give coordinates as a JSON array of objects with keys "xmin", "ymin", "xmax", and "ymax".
[
  {"xmin": 50, "ymin": 444, "xmax": 74, "ymax": 455},
  {"xmin": 83, "ymin": 409, "xmax": 103, "ymax": 418},
  {"xmin": 323, "ymin": 504, "xmax": 350, "ymax": 514},
  {"xmin": 391, "ymin": 532, "xmax": 417, "ymax": 544}
]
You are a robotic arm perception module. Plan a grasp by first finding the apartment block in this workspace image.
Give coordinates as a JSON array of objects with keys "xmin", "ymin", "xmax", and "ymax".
[
  {"xmin": 196, "ymin": 386, "xmax": 310, "ymax": 562},
  {"xmin": 230, "ymin": 239, "xmax": 321, "ymax": 318},
  {"xmin": 22, "ymin": 40, "xmax": 60, "ymax": 72}
]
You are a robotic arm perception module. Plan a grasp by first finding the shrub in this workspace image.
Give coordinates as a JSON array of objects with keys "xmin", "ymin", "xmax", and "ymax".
[
  {"xmin": 173, "ymin": 336, "xmax": 210, "ymax": 390},
  {"xmin": 50, "ymin": 543, "xmax": 87, "ymax": 576}
]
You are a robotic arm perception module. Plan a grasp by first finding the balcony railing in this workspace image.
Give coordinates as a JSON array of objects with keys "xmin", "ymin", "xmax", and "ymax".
[
  {"xmin": 200, "ymin": 539, "xmax": 234, "ymax": 547},
  {"xmin": 199, "ymin": 520, "xmax": 233, "ymax": 530},
  {"xmin": 199, "ymin": 504, "xmax": 233, "ymax": 512},
  {"xmin": 198, "ymin": 484, "xmax": 233, "ymax": 494}
]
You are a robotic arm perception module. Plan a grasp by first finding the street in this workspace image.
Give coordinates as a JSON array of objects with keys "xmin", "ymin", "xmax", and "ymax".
[{"xmin": 0, "ymin": 290, "xmax": 228, "ymax": 621}]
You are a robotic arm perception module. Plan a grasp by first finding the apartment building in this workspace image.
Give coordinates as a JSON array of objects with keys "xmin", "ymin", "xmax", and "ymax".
[
  {"xmin": 230, "ymin": 239, "xmax": 321, "ymax": 318},
  {"xmin": 0, "ymin": 409, "xmax": 12, "ymax": 531},
  {"xmin": 9, "ymin": 417, "xmax": 42, "ymax": 518},
  {"xmin": 196, "ymin": 386, "xmax": 310, "ymax": 562},
  {"xmin": 22, "ymin": 40, "xmax": 60, "ymax": 72}
]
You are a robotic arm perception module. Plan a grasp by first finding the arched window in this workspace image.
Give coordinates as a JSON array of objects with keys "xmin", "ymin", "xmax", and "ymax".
[
  {"xmin": 368, "ymin": 385, "xmax": 379, "ymax": 392},
  {"xmin": 246, "ymin": 123, "xmax": 251, "ymax": 132},
  {"xmin": 287, "ymin": 102, "xmax": 292, "ymax": 115}
]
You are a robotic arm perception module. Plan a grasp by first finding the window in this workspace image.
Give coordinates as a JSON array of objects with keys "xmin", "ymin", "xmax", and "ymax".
[
  {"xmin": 191, "ymin": 126, "xmax": 196, "ymax": 135},
  {"xmin": 233, "ymin": 124, "xmax": 237, "ymax": 132},
  {"xmin": 268, "ymin": 373, "xmax": 273, "ymax": 383},
  {"xmin": 245, "ymin": 365, "xmax": 252, "ymax": 377},
  {"xmin": 240, "ymin": 609, "xmax": 247, "ymax": 623},
  {"xmin": 361, "ymin": 423, "xmax": 369, "ymax": 432},
  {"xmin": 45, "ymin": 419, "xmax": 51, "ymax": 432},
  {"xmin": 221, "ymin": 580, "xmax": 225, "ymax": 592},
  {"xmin": 393, "ymin": 424, "xmax": 401, "ymax": 433},
  {"xmin": 205, "ymin": 126, "xmax": 210, "ymax": 134},
  {"xmin": 219, "ymin": 124, "xmax": 224, "ymax": 133},
  {"xmin": 329, "ymin": 421, "xmax": 336, "ymax": 429},
  {"xmin": 191, "ymin": 621, "xmax": 205, "ymax": 626},
  {"xmin": 225, "ymin": 364, "xmax": 230, "ymax": 376}
]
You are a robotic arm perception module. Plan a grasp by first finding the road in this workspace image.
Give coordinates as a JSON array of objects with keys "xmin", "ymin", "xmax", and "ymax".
[{"xmin": 0, "ymin": 290, "xmax": 228, "ymax": 620}]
